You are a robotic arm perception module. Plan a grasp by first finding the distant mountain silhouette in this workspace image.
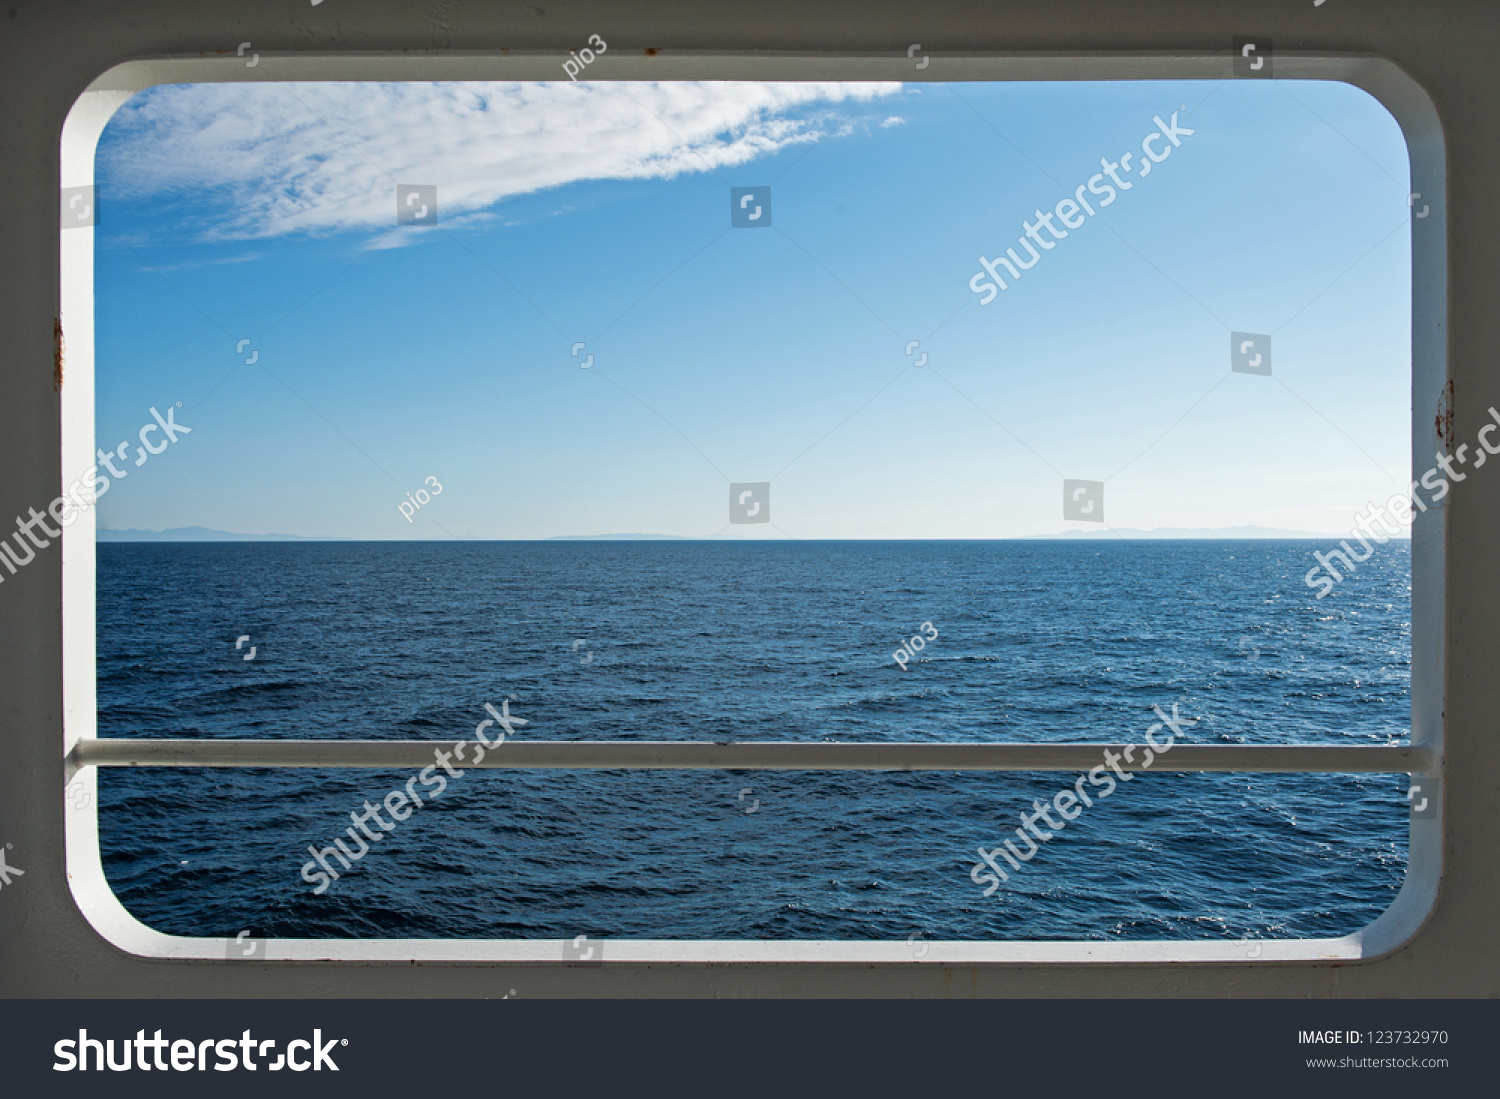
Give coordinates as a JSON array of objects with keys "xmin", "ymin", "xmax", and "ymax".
[
  {"xmin": 97, "ymin": 528, "xmax": 696, "ymax": 542},
  {"xmin": 1023, "ymin": 525, "xmax": 1391, "ymax": 539},
  {"xmin": 546, "ymin": 533, "xmax": 693, "ymax": 540},
  {"xmin": 97, "ymin": 525, "xmax": 1393, "ymax": 542},
  {"xmin": 97, "ymin": 527, "xmax": 325, "ymax": 542}
]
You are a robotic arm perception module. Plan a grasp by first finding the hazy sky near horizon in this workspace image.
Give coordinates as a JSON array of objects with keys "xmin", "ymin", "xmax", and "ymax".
[{"xmin": 93, "ymin": 77, "xmax": 1413, "ymax": 539}]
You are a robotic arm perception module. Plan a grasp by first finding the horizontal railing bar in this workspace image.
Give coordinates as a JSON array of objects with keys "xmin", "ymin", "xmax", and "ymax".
[{"xmin": 68, "ymin": 739, "xmax": 1432, "ymax": 774}]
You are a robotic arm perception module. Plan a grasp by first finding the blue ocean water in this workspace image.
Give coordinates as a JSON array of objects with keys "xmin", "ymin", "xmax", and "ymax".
[{"xmin": 96, "ymin": 539, "xmax": 1411, "ymax": 941}]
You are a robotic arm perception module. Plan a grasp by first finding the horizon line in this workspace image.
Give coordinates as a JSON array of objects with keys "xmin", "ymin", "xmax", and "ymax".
[{"xmin": 95, "ymin": 534, "xmax": 1400, "ymax": 543}]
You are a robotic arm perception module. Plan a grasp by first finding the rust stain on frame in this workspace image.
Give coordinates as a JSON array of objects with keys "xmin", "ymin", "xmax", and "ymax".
[{"xmin": 1434, "ymin": 379, "xmax": 1454, "ymax": 450}]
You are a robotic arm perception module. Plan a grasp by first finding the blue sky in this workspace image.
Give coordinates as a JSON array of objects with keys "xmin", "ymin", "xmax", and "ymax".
[{"xmin": 93, "ymin": 77, "xmax": 1413, "ymax": 539}]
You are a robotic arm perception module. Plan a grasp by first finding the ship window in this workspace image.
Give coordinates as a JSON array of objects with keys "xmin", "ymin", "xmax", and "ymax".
[{"xmin": 59, "ymin": 53, "xmax": 1442, "ymax": 965}]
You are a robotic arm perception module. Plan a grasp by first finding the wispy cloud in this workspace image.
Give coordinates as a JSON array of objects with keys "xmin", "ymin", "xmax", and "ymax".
[
  {"xmin": 134, "ymin": 250, "xmax": 265, "ymax": 272},
  {"xmin": 101, "ymin": 81, "xmax": 902, "ymax": 241}
]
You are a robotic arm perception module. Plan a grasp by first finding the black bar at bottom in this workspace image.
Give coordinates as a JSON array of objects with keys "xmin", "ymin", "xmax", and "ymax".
[{"xmin": 2, "ymin": 998, "xmax": 1489, "ymax": 1096}]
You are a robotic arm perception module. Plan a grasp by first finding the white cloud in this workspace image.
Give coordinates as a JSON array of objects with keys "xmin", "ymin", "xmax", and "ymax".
[
  {"xmin": 134, "ymin": 250, "xmax": 264, "ymax": 272},
  {"xmin": 101, "ymin": 81, "xmax": 901, "ymax": 240}
]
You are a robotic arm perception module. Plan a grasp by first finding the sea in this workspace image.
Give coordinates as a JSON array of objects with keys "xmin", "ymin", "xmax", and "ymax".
[{"xmin": 96, "ymin": 539, "xmax": 1412, "ymax": 942}]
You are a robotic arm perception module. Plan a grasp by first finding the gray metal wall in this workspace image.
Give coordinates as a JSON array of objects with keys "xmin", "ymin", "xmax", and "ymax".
[{"xmin": 1, "ymin": 0, "xmax": 1494, "ymax": 997}]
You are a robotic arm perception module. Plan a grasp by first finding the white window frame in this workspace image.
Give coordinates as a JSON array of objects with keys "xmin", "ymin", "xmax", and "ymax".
[{"xmin": 60, "ymin": 49, "xmax": 1446, "ymax": 966}]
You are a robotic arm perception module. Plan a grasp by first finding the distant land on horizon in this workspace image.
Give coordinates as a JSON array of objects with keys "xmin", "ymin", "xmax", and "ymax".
[
  {"xmin": 97, "ymin": 527, "xmax": 328, "ymax": 542},
  {"xmin": 95, "ymin": 528, "xmax": 695, "ymax": 542},
  {"xmin": 546, "ymin": 533, "xmax": 693, "ymax": 541},
  {"xmin": 94, "ymin": 525, "xmax": 1396, "ymax": 542},
  {"xmin": 1023, "ymin": 525, "xmax": 1387, "ymax": 540}
]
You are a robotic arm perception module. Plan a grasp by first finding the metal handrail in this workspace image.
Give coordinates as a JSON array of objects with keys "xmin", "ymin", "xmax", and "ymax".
[{"xmin": 67, "ymin": 738, "xmax": 1432, "ymax": 776}]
